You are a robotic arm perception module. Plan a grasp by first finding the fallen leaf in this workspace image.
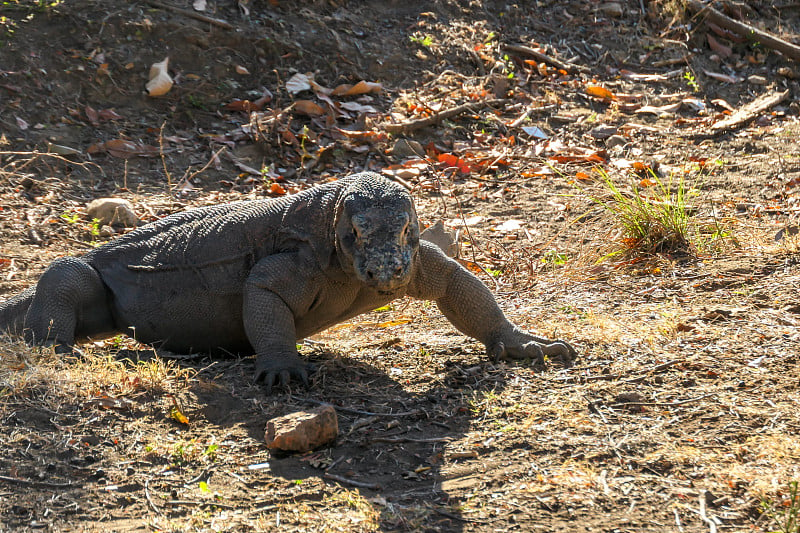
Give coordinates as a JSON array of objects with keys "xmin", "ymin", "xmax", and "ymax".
[
  {"xmin": 521, "ymin": 125, "xmax": 549, "ymax": 139},
  {"xmin": 332, "ymin": 80, "xmax": 382, "ymax": 96},
  {"xmin": 495, "ymin": 220, "xmax": 524, "ymax": 232},
  {"xmin": 376, "ymin": 318, "xmax": 413, "ymax": 327},
  {"xmin": 619, "ymin": 70, "xmax": 669, "ymax": 81},
  {"xmin": 335, "ymin": 128, "xmax": 387, "ymax": 142},
  {"xmin": 586, "ymin": 85, "xmax": 615, "ymax": 101},
  {"xmin": 635, "ymin": 103, "xmax": 681, "ymax": 117},
  {"xmin": 85, "ymin": 105, "xmax": 100, "ymax": 126},
  {"xmin": 146, "ymin": 57, "xmax": 173, "ymax": 96},
  {"xmin": 706, "ymin": 33, "xmax": 732, "ymax": 58},
  {"xmin": 703, "ymin": 70, "xmax": 741, "ymax": 84},
  {"xmin": 286, "ymin": 73, "xmax": 312, "ymax": 95},
  {"xmin": 224, "ymin": 99, "xmax": 259, "ymax": 112},
  {"xmin": 268, "ymin": 182, "xmax": 286, "ymax": 195},
  {"xmin": 448, "ymin": 215, "xmax": 484, "ymax": 227},
  {"xmin": 339, "ymin": 101, "xmax": 378, "ymax": 114},
  {"xmin": 88, "ymin": 139, "xmax": 160, "ymax": 158},
  {"xmin": 98, "ymin": 108, "xmax": 123, "ymax": 121},
  {"xmin": 235, "ymin": 65, "xmax": 250, "ymax": 75},
  {"xmin": 293, "ymin": 99, "xmax": 325, "ymax": 116},
  {"xmin": 170, "ymin": 406, "xmax": 189, "ymax": 425}
]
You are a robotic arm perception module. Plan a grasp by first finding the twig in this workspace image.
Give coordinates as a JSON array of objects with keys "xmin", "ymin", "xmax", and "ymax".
[
  {"xmin": 0, "ymin": 474, "xmax": 77, "ymax": 489},
  {"xmin": 687, "ymin": 0, "xmax": 800, "ymax": 62},
  {"xmin": 507, "ymin": 104, "xmax": 557, "ymax": 128},
  {"xmin": 144, "ymin": 478, "xmax": 165, "ymax": 516},
  {"xmin": 370, "ymin": 436, "xmax": 451, "ymax": 444},
  {"xmin": 384, "ymin": 99, "xmax": 509, "ymax": 134},
  {"xmin": 141, "ymin": 0, "xmax": 234, "ymax": 30},
  {"xmin": 290, "ymin": 395, "xmax": 421, "ymax": 418},
  {"xmin": 697, "ymin": 490, "xmax": 719, "ymax": 533},
  {"xmin": 623, "ymin": 359, "xmax": 684, "ymax": 383},
  {"xmin": 611, "ymin": 392, "xmax": 717, "ymax": 409},
  {"xmin": 710, "ymin": 90, "xmax": 790, "ymax": 133},
  {"xmin": 323, "ymin": 472, "xmax": 381, "ymax": 490},
  {"xmin": 184, "ymin": 467, "xmax": 214, "ymax": 487},
  {"xmin": 167, "ymin": 500, "xmax": 236, "ymax": 509},
  {"xmin": 501, "ymin": 43, "xmax": 590, "ymax": 74}
]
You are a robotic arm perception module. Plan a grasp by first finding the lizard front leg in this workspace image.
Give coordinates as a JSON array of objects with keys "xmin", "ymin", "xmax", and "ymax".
[
  {"xmin": 408, "ymin": 241, "xmax": 575, "ymax": 366},
  {"xmin": 244, "ymin": 254, "xmax": 319, "ymax": 392}
]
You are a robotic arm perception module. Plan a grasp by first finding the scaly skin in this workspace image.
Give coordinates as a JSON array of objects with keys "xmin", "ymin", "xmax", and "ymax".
[{"xmin": 0, "ymin": 172, "xmax": 575, "ymax": 391}]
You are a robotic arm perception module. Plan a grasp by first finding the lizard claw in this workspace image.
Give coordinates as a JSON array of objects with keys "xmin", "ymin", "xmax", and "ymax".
[
  {"xmin": 487, "ymin": 335, "xmax": 576, "ymax": 368},
  {"xmin": 254, "ymin": 354, "xmax": 310, "ymax": 393}
]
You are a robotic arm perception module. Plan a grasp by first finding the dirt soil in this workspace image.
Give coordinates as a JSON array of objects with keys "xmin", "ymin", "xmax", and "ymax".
[{"xmin": 2, "ymin": 0, "xmax": 800, "ymax": 531}]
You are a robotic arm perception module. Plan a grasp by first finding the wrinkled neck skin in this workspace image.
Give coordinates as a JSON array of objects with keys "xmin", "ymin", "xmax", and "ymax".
[{"xmin": 333, "ymin": 182, "xmax": 420, "ymax": 294}]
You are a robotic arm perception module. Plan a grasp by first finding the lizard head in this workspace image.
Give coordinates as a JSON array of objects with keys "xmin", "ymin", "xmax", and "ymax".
[{"xmin": 335, "ymin": 177, "xmax": 420, "ymax": 293}]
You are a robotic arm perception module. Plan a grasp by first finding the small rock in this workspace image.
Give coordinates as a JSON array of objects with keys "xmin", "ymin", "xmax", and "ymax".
[
  {"xmin": 589, "ymin": 124, "xmax": 618, "ymax": 140},
  {"xmin": 605, "ymin": 135, "xmax": 628, "ymax": 149},
  {"xmin": 265, "ymin": 405, "xmax": 338, "ymax": 453},
  {"xmin": 99, "ymin": 225, "xmax": 115, "ymax": 239},
  {"xmin": 86, "ymin": 198, "xmax": 138, "ymax": 228},
  {"xmin": 391, "ymin": 138, "xmax": 424, "ymax": 159},
  {"xmin": 599, "ymin": 2, "xmax": 624, "ymax": 17}
]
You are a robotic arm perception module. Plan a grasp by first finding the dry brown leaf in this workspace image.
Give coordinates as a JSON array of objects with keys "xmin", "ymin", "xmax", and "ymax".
[
  {"xmin": 332, "ymin": 80, "xmax": 382, "ymax": 96},
  {"xmin": 706, "ymin": 33, "xmax": 732, "ymax": 58},
  {"xmin": 88, "ymin": 139, "xmax": 159, "ymax": 158},
  {"xmin": 293, "ymin": 100, "xmax": 325, "ymax": 116}
]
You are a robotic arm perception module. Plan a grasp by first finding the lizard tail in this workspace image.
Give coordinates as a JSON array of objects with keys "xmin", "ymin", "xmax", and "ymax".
[{"xmin": 0, "ymin": 286, "xmax": 35, "ymax": 336}]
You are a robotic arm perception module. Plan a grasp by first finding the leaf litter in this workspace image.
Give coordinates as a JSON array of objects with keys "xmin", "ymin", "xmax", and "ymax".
[{"xmin": 1, "ymin": 0, "xmax": 800, "ymax": 531}]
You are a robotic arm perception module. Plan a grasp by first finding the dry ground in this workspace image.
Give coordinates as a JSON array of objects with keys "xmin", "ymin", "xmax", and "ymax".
[{"xmin": 1, "ymin": 0, "xmax": 800, "ymax": 531}]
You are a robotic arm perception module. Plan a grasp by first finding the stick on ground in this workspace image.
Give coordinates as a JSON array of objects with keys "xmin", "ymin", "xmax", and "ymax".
[
  {"xmin": 384, "ymin": 99, "xmax": 508, "ymax": 134},
  {"xmin": 711, "ymin": 90, "xmax": 790, "ymax": 133},
  {"xmin": 687, "ymin": 0, "xmax": 800, "ymax": 62}
]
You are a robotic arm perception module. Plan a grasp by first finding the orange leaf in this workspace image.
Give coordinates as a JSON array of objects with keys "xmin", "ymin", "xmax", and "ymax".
[
  {"xmin": 376, "ymin": 318, "xmax": 412, "ymax": 327},
  {"xmin": 293, "ymin": 99, "xmax": 325, "ymax": 116},
  {"xmin": 332, "ymin": 80, "xmax": 382, "ymax": 96},
  {"xmin": 586, "ymin": 85, "xmax": 615, "ymax": 101},
  {"xmin": 268, "ymin": 182, "xmax": 286, "ymax": 195},
  {"xmin": 336, "ymin": 128, "xmax": 387, "ymax": 142}
]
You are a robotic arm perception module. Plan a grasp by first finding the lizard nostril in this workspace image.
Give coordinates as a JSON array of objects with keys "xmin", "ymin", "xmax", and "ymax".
[
  {"xmin": 366, "ymin": 270, "xmax": 375, "ymax": 280},
  {"xmin": 394, "ymin": 266, "xmax": 403, "ymax": 278}
]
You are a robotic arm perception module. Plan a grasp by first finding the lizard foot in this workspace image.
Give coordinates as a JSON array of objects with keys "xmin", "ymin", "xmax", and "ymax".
[
  {"xmin": 254, "ymin": 353, "xmax": 310, "ymax": 394},
  {"xmin": 488, "ymin": 337, "xmax": 576, "ymax": 368}
]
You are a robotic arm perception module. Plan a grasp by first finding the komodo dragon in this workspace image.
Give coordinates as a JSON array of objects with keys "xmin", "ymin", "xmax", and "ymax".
[{"xmin": 0, "ymin": 172, "xmax": 575, "ymax": 390}]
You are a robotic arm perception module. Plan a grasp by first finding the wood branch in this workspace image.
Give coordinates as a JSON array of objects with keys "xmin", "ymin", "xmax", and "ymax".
[
  {"xmin": 687, "ymin": 0, "xmax": 800, "ymax": 62},
  {"xmin": 383, "ymin": 99, "xmax": 509, "ymax": 134},
  {"xmin": 711, "ymin": 89, "xmax": 790, "ymax": 133},
  {"xmin": 501, "ymin": 44, "xmax": 590, "ymax": 74},
  {"xmin": 142, "ymin": 0, "xmax": 234, "ymax": 30},
  {"xmin": 610, "ymin": 392, "xmax": 717, "ymax": 409}
]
